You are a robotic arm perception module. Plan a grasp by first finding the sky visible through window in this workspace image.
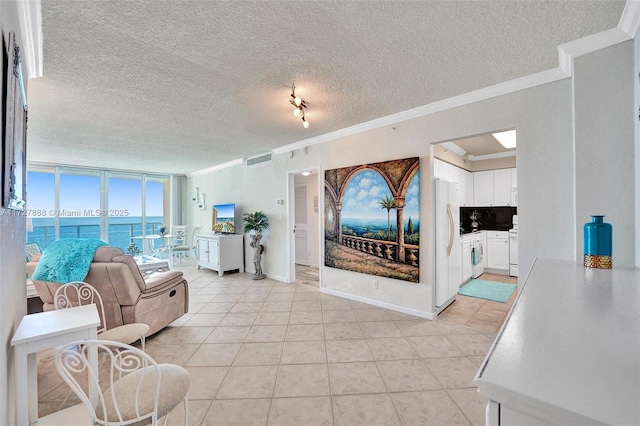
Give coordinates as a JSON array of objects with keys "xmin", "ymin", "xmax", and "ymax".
[{"xmin": 27, "ymin": 172, "xmax": 164, "ymax": 217}]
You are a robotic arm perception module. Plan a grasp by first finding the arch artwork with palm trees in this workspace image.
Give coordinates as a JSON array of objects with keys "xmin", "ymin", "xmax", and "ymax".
[{"xmin": 324, "ymin": 157, "xmax": 420, "ymax": 283}]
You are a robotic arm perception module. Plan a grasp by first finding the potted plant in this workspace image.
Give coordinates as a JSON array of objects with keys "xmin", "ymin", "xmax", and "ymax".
[{"xmin": 243, "ymin": 211, "xmax": 269, "ymax": 280}]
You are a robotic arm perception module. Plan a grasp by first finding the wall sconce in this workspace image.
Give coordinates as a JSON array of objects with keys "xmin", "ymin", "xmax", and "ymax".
[
  {"xmin": 290, "ymin": 84, "xmax": 309, "ymax": 128},
  {"xmin": 193, "ymin": 187, "xmax": 206, "ymax": 210}
]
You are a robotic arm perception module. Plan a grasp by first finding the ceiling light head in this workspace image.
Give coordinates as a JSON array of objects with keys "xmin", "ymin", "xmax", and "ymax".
[
  {"xmin": 492, "ymin": 130, "xmax": 517, "ymax": 149},
  {"xmin": 290, "ymin": 83, "xmax": 310, "ymax": 128},
  {"xmin": 302, "ymin": 171, "xmax": 311, "ymax": 176}
]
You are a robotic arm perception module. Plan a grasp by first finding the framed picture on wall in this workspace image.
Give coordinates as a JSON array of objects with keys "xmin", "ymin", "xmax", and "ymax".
[{"xmin": 2, "ymin": 31, "xmax": 27, "ymax": 210}]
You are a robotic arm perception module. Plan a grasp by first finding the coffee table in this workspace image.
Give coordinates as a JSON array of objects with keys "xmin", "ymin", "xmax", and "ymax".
[{"xmin": 135, "ymin": 255, "xmax": 170, "ymax": 273}]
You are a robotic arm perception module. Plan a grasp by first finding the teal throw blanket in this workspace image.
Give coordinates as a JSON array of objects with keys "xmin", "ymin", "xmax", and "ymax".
[{"xmin": 32, "ymin": 238, "xmax": 107, "ymax": 283}]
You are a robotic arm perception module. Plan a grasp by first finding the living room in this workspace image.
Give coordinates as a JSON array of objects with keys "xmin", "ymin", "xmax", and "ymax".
[{"xmin": 2, "ymin": 1, "xmax": 640, "ymax": 425}]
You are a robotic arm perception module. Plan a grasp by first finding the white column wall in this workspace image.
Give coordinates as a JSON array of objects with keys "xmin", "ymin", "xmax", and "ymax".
[{"xmin": 574, "ymin": 40, "xmax": 636, "ymax": 267}]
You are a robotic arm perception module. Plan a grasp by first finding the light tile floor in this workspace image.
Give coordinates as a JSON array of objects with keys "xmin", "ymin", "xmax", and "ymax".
[
  {"xmin": 438, "ymin": 273, "xmax": 518, "ymax": 334},
  {"xmin": 36, "ymin": 261, "xmax": 515, "ymax": 425}
]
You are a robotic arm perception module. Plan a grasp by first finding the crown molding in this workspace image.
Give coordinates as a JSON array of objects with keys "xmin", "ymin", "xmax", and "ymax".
[
  {"xmin": 468, "ymin": 151, "xmax": 516, "ymax": 162},
  {"xmin": 16, "ymin": 0, "xmax": 43, "ymax": 79},
  {"xmin": 188, "ymin": 158, "xmax": 244, "ymax": 176},
  {"xmin": 558, "ymin": 27, "xmax": 631, "ymax": 75},
  {"xmin": 440, "ymin": 142, "xmax": 467, "ymax": 157},
  {"xmin": 619, "ymin": 0, "xmax": 640, "ymax": 37},
  {"xmin": 272, "ymin": 67, "xmax": 568, "ymax": 156}
]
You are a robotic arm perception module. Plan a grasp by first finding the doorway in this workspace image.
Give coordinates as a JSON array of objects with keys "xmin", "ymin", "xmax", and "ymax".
[{"xmin": 287, "ymin": 168, "xmax": 321, "ymax": 285}]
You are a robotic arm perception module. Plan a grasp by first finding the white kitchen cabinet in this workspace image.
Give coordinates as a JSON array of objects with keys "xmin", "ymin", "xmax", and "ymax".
[
  {"xmin": 486, "ymin": 231, "xmax": 509, "ymax": 270},
  {"xmin": 434, "ymin": 159, "xmax": 473, "ymax": 207},
  {"xmin": 510, "ymin": 168, "xmax": 518, "ymax": 206},
  {"xmin": 460, "ymin": 169, "xmax": 473, "ymax": 207},
  {"xmin": 196, "ymin": 234, "xmax": 244, "ymax": 276},
  {"xmin": 473, "ymin": 170, "xmax": 493, "ymax": 206},
  {"xmin": 492, "ymin": 169, "xmax": 511, "ymax": 206},
  {"xmin": 474, "ymin": 169, "xmax": 512, "ymax": 206},
  {"xmin": 461, "ymin": 234, "xmax": 474, "ymax": 283}
]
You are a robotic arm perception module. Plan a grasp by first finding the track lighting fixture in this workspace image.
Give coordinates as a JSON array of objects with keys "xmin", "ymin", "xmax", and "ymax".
[{"xmin": 289, "ymin": 84, "xmax": 309, "ymax": 128}]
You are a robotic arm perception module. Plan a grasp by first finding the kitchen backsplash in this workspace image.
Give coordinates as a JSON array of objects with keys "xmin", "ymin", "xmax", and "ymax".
[{"xmin": 460, "ymin": 206, "xmax": 517, "ymax": 234}]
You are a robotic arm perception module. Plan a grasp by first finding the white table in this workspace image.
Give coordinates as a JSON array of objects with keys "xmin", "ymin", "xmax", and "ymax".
[
  {"xmin": 132, "ymin": 235, "xmax": 162, "ymax": 256},
  {"xmin": 11, "ymin": 305, "xmax": 100, "ymax": 426},
  {"xmin": 134, "ymin": 255, "xmax": 170, "ymax": 273},
  {"xmin": 132, "ymin": 234, "xmax": 178, "ymax": 262},
  {"xmin": 476, "ymin": 259, "xmax": 640, "ymax": 425}
]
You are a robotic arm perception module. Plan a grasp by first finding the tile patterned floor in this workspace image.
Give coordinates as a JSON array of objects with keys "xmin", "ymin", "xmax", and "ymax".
[
  {"xmin": 36, "ymin": 261, "xmax": 514, "ymax": 425},
  {"xmin": 438, "ymin": 273, "xmax": 518, "ymax": 334}
]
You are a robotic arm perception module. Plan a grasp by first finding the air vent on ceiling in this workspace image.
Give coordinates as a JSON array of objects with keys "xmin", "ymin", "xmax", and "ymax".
[{"xmin": 246, "ymin": 153, "xmax": 272, "ymax": 166}]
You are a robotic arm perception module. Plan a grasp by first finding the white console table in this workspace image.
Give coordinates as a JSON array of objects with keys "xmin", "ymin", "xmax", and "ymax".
[
  {"xmin": 196, "ymin": 234, "xmax": 244, "ymax": 277},
  {"xmin": 476, "ymin": 258, "xmax": 640, "ymax": 425},
  {"xmin": 11, "ymin": 304, "xmax": 100, "ymax": 425}
]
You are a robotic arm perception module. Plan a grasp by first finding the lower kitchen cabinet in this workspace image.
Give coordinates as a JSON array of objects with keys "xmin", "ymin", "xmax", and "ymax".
[
  {"xmin": 486, "ymin": 231, "xmax": 509, "ymax": 270},
  {"xmin": 461, "ymin": 234, "xmax": 474, "ymax": 283},
  {"xmin": 196, "ymin": 234, "xmax": 244, "ymax": 276}
]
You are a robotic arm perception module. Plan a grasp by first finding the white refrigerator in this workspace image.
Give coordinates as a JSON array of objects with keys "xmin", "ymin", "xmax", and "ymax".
[{"xmin": 435, "ymin": 179, "xmax": 461, "ymax": 313}]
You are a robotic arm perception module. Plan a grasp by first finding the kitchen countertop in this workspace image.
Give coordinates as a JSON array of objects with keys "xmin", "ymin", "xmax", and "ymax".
[
  {"xmin": 476, "ymin": 258, "xmax": 640, "ymax": 424},
  {"xmin": 460, "ymin": 228, "xmax": 511, "ymax": 235}
]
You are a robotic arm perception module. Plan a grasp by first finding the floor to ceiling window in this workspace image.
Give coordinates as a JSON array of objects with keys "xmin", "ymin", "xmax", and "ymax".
[
  {"xmin": 25, "ymin": 169, "xmax": 55, "ymax": 248},
  {"xmin": 26, "ymin": 165, "xmax": 179, "ymax": 253},
  {"xmin": 59, "ymin": 169, "xmax": 101, "ymax": 240},
  {"xmin": 108, "ymin": 174, "xmax": 143, "ymax": 252}
]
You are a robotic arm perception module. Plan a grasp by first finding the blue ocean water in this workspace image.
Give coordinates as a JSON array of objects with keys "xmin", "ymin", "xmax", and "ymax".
[
  {"xmin": 28, "ymin": 216, "xmax": 164, "ymax": 252},
  {"xmin": 341, "ymin": 217, "xmax": 420, "ymax": 235}
]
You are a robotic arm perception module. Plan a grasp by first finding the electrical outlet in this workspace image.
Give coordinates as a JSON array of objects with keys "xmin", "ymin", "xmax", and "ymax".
[{"xmin": 373, "ymin": 280, "xmax": 379, "ymax": 289}]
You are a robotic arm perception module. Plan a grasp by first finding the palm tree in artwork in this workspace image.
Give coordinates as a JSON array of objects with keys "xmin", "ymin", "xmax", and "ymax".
[{"xmin": 378, "ymin": 194, "xmax": 396, "ymax": 241}]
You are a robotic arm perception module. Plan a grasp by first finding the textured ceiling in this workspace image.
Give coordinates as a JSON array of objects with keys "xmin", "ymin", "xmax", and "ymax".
[{"xmin": 26, "ymin": 0, "xmax": 625, "ymax": 175}]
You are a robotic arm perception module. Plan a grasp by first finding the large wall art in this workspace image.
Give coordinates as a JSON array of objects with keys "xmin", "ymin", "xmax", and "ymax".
[
  {"xmin": 2, "ymin": 32, "xmax": 27, "ymax": 210},
  {"xmin": 324, "ymin": 157, "xmax": 420, "ymax": 283}
]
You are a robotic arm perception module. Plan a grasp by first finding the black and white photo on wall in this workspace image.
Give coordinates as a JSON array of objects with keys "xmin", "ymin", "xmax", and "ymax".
[{"xmin": 2, "ymin": 31, "xmax": 27, "ymax": 210}]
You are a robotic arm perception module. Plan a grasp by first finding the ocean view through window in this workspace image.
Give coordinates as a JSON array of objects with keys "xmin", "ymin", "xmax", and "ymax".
[{"xmin": 26, "ymin": 166, "xmax": 174, "ymax": 253}]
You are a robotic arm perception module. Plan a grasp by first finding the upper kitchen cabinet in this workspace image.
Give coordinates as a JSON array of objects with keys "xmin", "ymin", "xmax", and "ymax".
[
  {"xmin": 434, "ymin": 159, "xmax": 473, "ymax": 206},
  {"xmin": 473, "ymin": 170, "xmax": 494, "ymax": 206},
  {"xmin": 493, "ymin": 169, "xmax": 511, "ymax": 206},
  {"xmin": 474, "ymin": 169, "xmax": 513, "ymax": 206},
  {"xmin": 460, "ymin": 169, "xmax": 473, "ymax": 207}
]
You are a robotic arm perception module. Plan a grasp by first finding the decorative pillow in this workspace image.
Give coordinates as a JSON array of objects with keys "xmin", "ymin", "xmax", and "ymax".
[{"xmin": 26, "ymin": 242, "xmax": 42, "ymax": 262}]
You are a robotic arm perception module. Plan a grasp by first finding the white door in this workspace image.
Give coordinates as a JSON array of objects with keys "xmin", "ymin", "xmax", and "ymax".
[
  {"xmin": 208, "ymin": 239, "xmax": 220, "ymax": 268},
  {"xmin": 294, "ymin": 184, "xmax": 309, "ymax": 265}
]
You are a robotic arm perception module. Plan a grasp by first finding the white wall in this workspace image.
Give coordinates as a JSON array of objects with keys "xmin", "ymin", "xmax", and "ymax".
[
  {"xmin": 187, "ymin": 36, "xmax": 636, "ymax": 318},
  {"xmin": 635, "ymin": 34, "xmax": 640, "ymax": 268},
  {"xmin": 0, "ymin": 2, "xmax": 27, "ymax": 424},
  {"xmin": 187, "ymin": 77, "xmax": 575, "ymax": 317},
  {"xmin": 574, "ymin": 40, "xmax": 635, "ymax": 267}
]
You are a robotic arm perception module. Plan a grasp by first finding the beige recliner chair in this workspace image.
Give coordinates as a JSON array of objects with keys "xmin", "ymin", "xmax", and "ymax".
[{"xmin": 26, "ymin": 246, "xmax": 189, "ymax": 336}]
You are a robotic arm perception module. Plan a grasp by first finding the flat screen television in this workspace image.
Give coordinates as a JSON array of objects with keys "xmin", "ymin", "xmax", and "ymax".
[{"xmin": 212, "ymin": 203, "xmax": 236, "ymax": 234}]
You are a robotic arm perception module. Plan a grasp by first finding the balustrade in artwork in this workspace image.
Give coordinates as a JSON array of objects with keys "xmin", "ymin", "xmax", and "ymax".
[{"xmin": 340, "ymin": 235, "xmax": 419, "ymax": 267}]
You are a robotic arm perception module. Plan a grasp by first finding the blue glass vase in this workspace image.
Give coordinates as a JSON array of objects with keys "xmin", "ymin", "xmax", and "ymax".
[{"xmin": 583, "ymin": 215, "xmax": 612, "ymax": 269}]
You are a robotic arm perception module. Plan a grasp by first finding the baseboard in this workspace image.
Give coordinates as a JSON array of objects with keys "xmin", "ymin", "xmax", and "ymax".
[{"xmin": 319, "ymin": 287, "xmax": 435, "ymax": 320}]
